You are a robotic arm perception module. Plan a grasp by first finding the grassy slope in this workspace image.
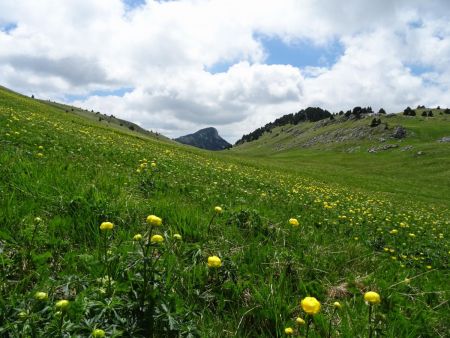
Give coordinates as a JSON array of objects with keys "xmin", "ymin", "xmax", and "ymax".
[
  {"xmin": 0, "ymin": 87, "xmax": 449, "ymax": 337},
  {"xmin": 231, "ymin": 114, "xmax": 450, "ymax": 206}
]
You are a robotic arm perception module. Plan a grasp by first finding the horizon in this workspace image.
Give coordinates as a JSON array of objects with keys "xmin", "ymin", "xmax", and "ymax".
[{"xmin": 1, "ymin": 0, "xmax": 449, "ymax": 142}]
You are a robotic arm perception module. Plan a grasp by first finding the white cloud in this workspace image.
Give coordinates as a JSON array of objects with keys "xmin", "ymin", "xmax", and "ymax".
[{"xmin": 0, "ymin": 0, "xmax": 449, "ymax": 142}]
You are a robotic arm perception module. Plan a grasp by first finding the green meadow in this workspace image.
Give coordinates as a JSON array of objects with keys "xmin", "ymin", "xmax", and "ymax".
[{"xmin": 0, "ymin": 86, "xmax": 448, "ymax": 337}]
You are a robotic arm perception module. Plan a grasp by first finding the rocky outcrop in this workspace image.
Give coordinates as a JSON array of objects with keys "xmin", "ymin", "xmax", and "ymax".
[{"xmin": 392, "ymin": 126, "xmax": 407, "ymax": 139}]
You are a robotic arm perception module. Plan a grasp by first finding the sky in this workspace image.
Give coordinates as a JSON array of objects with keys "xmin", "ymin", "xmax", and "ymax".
[{"xmin": 1, "ymin": 0, "xmax": 449, "ymax": 142}]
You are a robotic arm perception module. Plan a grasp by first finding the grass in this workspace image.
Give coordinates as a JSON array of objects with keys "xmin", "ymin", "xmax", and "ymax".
[
  {"xmin": 0, "ymin": 86, "xmax": 449, "ymax": 337},
  {"xmin": 231, "ymin": 113, "xmax": 450, "ymax": 206}
]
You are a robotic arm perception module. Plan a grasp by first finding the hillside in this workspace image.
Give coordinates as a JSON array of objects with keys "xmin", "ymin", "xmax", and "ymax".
[
  {"xmin": 232, "ymin": 110, "xmax": 450, "ymax": 205},
  {"xmin": 174, "ymin": 127, "xmax": 231, "ymax": 150},
  {"xmin": 0, "ymin": 86, "xmax": 168, "ymax": 142},
  {"xmin": 0, "ymin": 86, "xmax": 449, "ymax": 337}
]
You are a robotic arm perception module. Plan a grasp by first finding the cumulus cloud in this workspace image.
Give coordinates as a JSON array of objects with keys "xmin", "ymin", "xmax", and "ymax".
[{"xmin": 0, "ymin": 0, "xmax": 449, "ymax": 142}]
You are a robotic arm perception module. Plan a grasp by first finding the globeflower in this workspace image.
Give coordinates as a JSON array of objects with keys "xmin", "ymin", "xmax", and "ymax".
[
  {"xmin": 100, "ymin": 222, "xmax": 114, "ymax": 231},
  {"xmin": 364, "ymin": 291, "xmax": 381, "ymax": 305},
  {"xmin": 296, "ymin": 317, "xmax": 306, "ymax": 325},
  {"xmin": 333, "ymin": 301, "xmax": 342, "ymax": 309},
  {"xmin": 92, "ymin": 329, "xmax": 106, "ymax": 338},
  {"xmin": 301, "ymin": 296, "xmax": 321, "ymax": 315},
  {"xmin": 289, "ymin": 218, "xmax": 299, "ymax": 227},
  {"xmin": 34, "ymin": 291, "xmax": 48, "ymax": 301},
  {"xmin": 284, "ymin": 327, "xmax": 294, "ymax": 335},
  {"xmin": 207, "ymin": 255, "xmax": 222, "ymax": 268},
  {"xmin": 55, "ymin": 299, "xmax": 70, "ymax": 311},
  {"xmin": 214, "ymin": 206, "xmax": 222, "ymax": 214},
  {"xmin": 133, "ymin": 234, "xmax": 143, "ymax": 241},
  {"xmin": 146, "ymin": 215, "xmax": 162, "ymax": 226},
  {"xmin": 173, "ymin": 233, "xmax": 182, "ymax": 240},
  {"xmin": 150, "ymin": 234, "xmax": 164, "ymax": 243}
]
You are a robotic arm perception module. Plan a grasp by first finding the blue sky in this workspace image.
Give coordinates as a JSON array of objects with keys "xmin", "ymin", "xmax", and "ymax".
[
  {"xmin": 208, "ymin": 36, "xmax": 344, "ymax": 74},
  {"xmin": 64, "ymin": 87, "xmax": 134, "ymax": 102},
  {"xmin": 123, "ymin": 0, "xmax": 146, "ymax": 9},
  {"xmin": 0, "ymin": 22, "xmax": 17, "ymax": 34}
]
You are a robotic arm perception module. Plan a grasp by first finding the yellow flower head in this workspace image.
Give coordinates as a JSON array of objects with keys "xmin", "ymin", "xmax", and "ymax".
[
  {"xmin": 173, "ymin": 233, "xmax": 182, "ymax": 240},
  {"xmin": 151, "ymin": 162, "xmax": 157, "ymax": 168},
  {"xmin": 207, "ymin": 255, "xmax": 222, "ymax": 268},
  {"xmin": 295, "ymin": 317, "xmax": 306, "ymax": 325},
  {"xmin": 18, "ymin": 311, "xmax": 27, "ymax": 319},
  {"xmin": 146, "ymin": 215, "xmax": 162, "ymax": 226},
  {"xmin": 36, "ymin": 152, "xmax": 44, "ymax": 158},
  {"xmin": 55, "ymin": 299, "xmax": 70, "ymax": 311},
  {"xmin": 284, "ymin": 327, "xmax": 294, "ymax": 335},
  {"xmin": 214, "ymin": 206, "xmax": 223, "ymax": 214},
  {"xmin": 35, "ymin": 291, "xmax": 48, "ymax": 301},
  {"xmin": 333, "ymin": 301, "xmax": 342, "ymax": 309},
  {"xmin": 301, "ymin": 297, "xmax": 321, "ymax": 315},
  {"xmin": 364, "ymin": 291, "xmax": 381, "ymax": 305},
  {"xmin": 133, "ymin": 234, "xmax": 143, "ymax": 241},
  {"xmin": 100, "ymin": 222, "xmax": 114, "ymax": 231},
  {"xmin": 92, "ymin": 329, "xmax": 106, "ymax": 338},
  {"xmin": 289, "ymin": 218, "xmax": 299, "ymax": 227},
  {"xmin": 150, "ymin": 234, "xmax": 164, "ymax": 243},
  {"xmin": 34, "ymin": 217, "xmax": 42, "ymax": 223}
]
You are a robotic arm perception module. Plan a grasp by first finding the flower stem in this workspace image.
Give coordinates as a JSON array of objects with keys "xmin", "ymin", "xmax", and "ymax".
[
  {"xmin": 327, "ymin": 308, "xmax": 337, "ymax": 338},
  {"xmin": 58, "ymin": 312, "xmax": 65, "ymax": 337},
  {"xmin": 368, "ymin": 304, "xmax": 373, "ymax": 338},
  {"xmin": 305, "ymin": 316, "xmax": 312, "ymax": 338},
  {"xmin": 207, "ymin": 214, "xmax": 216, "ymax": 232}
]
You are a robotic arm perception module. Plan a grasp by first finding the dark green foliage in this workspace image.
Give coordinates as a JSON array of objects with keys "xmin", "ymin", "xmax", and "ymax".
[{"xmin": 403, "ymin": 107, "xmax": 416, "ymax": 116}]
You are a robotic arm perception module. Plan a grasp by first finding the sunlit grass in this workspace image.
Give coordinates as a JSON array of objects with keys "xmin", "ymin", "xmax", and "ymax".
[{"xmin": 0, "ymin": 87, "xmax": 448, "ymax": 337}]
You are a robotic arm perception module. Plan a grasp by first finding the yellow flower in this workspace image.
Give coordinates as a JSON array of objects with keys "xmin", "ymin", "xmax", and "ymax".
[
  {"xmin": 333, "ymin": 301, "xmax": 342, "ymax": 309},
  {"xmin": 389, "ymin": 229, "xmax": 398, "ymax": 234},
  {"xmin": 36, "ymin": 152, "xmax": 44, "ymax": 158},
  {"xmin": 92, "ymin": 329, "xmax": 106, "ymax": 338},
  {"xmin": 150, "ymin": 234, "xmax": 164, "ymax": 243},
  {"xmin": 35, "ymin": 291, "xmax": 48, "ymax": 301},
  {"xmin": 284, "ymin": 327, "xmax": 294, "ymax": 335},
  {"xmin": 100, "ymin": 222, "xmax": 114, "ymax": 231},
  {"xmin": 214, "ymin": 206, "xmax": 223, "ymax": 214},
  {"xmin": 38, "ymin": 145, "xmax": 44, "ymax": 150},
  {"xmin": 173, "ymin": 233, "xmax": 182, "ymax": 240},
  {"xmin": 295, "ymin": 317, "xmax": 306, "ymax": 325},
  {"xmin": 146, "ymin": 215, "xmax": 162, "ymax": 226},
  {"xmin": 364, "ymin": 291, "xmax": 381, "ymax": 305},
  {"xmin": 18, "ymin": 311, "xmax": 27, "ymax": 319},
  {"xmin": 289, "ymin": 218, "xmax": 299, "ymax": 227},
  {"xmin": 133, "ymin": 234, "xmax": 143, "ymax": 241},
  {"xmin": 151, "ymin": 162, "xmax": 157, "ymax": 168},
  {"xmin": 207, "ymin": 255, "xmax": 222, "ymax": 268},
  {"xmin": 301, "ymin": 296, "xmax": 321, "ymax": 315},
  {"xmin": 34, "ymin": 217, "xmax": 42, "ymax": 223},
  {"xmin": 55, "ymin": 299, "xmax": 70, "ymax": 311}
]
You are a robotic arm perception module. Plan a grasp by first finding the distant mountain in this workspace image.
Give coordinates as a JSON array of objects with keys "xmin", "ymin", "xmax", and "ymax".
[{"xmin": 175, "ymin": 127, "xmax": 231, "ymax": 150}]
